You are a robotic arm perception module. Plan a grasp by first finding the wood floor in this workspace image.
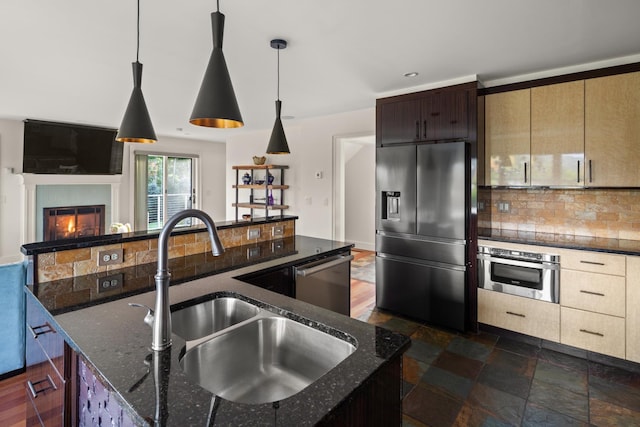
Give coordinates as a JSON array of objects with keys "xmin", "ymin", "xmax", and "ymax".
[
  {"xmin": 0, "ymin": 373, "xmax": 26, "ymax": 427},
  {"xmin": 0, "ymin": 249, "xmax": 377, "ymax": 426}
]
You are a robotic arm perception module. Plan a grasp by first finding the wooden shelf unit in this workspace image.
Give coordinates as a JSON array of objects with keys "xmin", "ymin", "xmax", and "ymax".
[{"xmin": 232, "ymin": 165, "xmax": 289, "ymax": 221}]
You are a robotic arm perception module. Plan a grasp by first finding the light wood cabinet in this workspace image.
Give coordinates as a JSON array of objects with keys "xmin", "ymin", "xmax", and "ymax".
[
  {"xmin": 485, "ymin": 89, "xmax": 531, "ymax": 186},
  {"xmin": 478, "ymin": 288, "xmax": 560, "ymax": 341},
  {"xmin": 561, "ymin": 306, "xmax": 625, "ymax": 359},
  {"xmin": 531, "ymin": 81, "xmax": 585, "ymax": 186},
  {"xmin": 557, "ymin": 248, "xmax": 626, "ymax": 275},
  {"xmin": 560, "ymin": 269, "xmax": 625, "ymax": 317},
  {"xmin": 626, "ymin": 256, "xmax": 640, "ymax": 363},
  {"xmin": 585, "ymin": 71, "xmax": 640, "ymax": 187}
]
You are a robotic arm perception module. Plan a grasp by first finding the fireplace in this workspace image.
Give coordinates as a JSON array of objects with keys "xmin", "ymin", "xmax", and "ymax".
[{"xmin": 43, "ymin": 205, "xmax": 105, "ymax": 241}]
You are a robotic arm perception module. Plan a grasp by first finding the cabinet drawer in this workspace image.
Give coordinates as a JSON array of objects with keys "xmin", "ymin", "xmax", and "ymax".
[
  {"xmin": 478, "ymin": 288, "xmax": 560, "ymax": 342},
  {"xmin": 25, "ymin": 343, "xmax": 65, "ymax": 427},
  {"xmin": 559, "ymin": 249, "xmax": 625, "ymax": 276},
  {"xmin": 560, "ymin": 270, "xmax": 625, "ymax": 317},
  {"xmin": 561, "ymin": 307, "xmax": 625, "ymax": 359},
  {"xmin": 27, "ymin": 296, "xmax": 64, "ymax": 378}
]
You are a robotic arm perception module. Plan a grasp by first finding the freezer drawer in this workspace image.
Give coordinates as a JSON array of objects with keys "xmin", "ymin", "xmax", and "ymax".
[
  {"xmin": 376, "ymin": 232, "xmax": 466, "ymax": 265},
  {"xmin": 375, "ymin": 254, "xmax": 466, "ymax": 331},
  {"xmin": 294, "ymin": 254, "xmax": 353, "ymax": 316}
]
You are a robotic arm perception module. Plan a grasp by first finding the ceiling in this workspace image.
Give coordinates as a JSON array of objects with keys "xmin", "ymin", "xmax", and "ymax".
[{"xmin": 1, "ymin": 0, "xmax": 640, "ymax": 142}]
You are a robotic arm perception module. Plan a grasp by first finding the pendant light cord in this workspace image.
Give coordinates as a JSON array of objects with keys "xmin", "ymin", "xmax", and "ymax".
[
  {"xmin": 276, "ymin": 47, "xmax": 280, "ymax": 101},
  {"xmin": 136, "ymin": 0, "xmax": 140, "ymax": 62},
  {"xmin": 217, "ymin": 0, "xmax": 220, "ymax": 12}
]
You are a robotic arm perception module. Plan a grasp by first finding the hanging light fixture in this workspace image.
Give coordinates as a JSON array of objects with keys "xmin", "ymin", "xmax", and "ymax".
[
  {"xmin": 266, "ymin": 39, "xmax": 290, "ymax": 154},
  {"xmin": 116, "ymin": 0, "xmax": 157, "ymax": 144},
  {"xmin": 190, "ymin": 0, "xmax": 243, "ymax": 128}
]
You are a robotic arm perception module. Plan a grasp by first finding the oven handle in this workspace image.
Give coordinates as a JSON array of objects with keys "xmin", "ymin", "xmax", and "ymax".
[{"xmin": 477, "ymin": 254, "xmax": 560, "ymax": 270}]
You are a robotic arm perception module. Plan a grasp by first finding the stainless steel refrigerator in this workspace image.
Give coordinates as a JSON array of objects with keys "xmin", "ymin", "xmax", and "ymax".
[{"xmin": 375, "ymin": 141, "xmax": 469, "ymax": 331}]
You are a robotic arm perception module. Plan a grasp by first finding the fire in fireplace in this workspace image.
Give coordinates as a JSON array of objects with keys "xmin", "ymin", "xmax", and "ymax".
[{"xmin": 43, "ymin": 205, "xmax": 105, "ymax": 241}]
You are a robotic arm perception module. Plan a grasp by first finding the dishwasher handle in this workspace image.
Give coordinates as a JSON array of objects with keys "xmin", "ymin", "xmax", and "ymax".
[{"xmin": 295, "ymin": 255, "xmax": 354, "ymax": 277}]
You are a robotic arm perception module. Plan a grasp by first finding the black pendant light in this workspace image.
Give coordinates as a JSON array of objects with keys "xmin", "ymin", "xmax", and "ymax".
[
  {"xmin": 266, "ymin": 39, "xmax": 290, "ymax": 154},
  {"xmin": 116, "ymin": 0, "xmax": 157, "ymax": 144},
  {"xmin": 190, "ymin": 0, "xmax": 243, "ymax": 128}
]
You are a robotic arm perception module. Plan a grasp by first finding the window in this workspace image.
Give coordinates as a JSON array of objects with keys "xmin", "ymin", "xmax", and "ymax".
[{"xmin": 134, "ymin": 153, "xmax": 198, "ymax": 231}]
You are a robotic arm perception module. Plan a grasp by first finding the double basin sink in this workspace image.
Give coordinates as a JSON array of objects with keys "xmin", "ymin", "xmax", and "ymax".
[{"xmin": 171, "ymin": 294, "xmax": 357, "ymax": 405}]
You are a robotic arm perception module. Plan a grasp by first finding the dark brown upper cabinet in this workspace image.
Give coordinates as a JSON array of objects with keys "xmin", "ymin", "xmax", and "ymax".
[{"xmin": 377, "ymin": 84, "xmax": 472, "ymax": 145}]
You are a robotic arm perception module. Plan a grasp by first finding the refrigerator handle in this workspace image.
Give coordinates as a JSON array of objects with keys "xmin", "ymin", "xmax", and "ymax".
[{"xmin": 524, "ymin": 162, "xmax": 528, "ymax": 184}]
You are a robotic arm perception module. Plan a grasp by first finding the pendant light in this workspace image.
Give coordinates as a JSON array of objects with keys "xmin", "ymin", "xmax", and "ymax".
[
  {"xmin": 116, "ymin": 0, "xmax": 157, "ymax": 144},
  {"xmin": 266, "ymin": 39, "xmax": 290, "ymax": 154},
  {"xmin": 190, "ymin": 0, "xmax": 243, "ymax": 128}
]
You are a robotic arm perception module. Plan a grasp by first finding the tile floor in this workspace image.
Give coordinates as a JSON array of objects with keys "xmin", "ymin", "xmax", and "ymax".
[{"xmin": 351, "ymin": 250, "xmax": 640, "ymax": 426}]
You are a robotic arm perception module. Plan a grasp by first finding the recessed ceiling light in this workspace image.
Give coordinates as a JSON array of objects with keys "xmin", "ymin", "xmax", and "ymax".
[{"xmin": 404, "ymin": 72, "xmax": 419, "ymax": 78}]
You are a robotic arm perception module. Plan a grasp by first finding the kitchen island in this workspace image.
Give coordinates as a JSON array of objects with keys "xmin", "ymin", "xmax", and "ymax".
[{"xmin": 25, "ymin": 235, "xmax": 410, "ymax": 426}]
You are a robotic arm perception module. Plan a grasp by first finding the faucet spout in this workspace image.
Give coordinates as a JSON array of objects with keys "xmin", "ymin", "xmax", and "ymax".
[{"xmin": 152, "ymin": 209, "xmax": 224, "ymax": 351}]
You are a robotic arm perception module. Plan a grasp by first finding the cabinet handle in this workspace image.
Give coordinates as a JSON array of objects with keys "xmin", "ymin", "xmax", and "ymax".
[
  {"xmin": 415, "ymin": 120, "xmax": 420, "ymax": 139},
  {"xmin": 28, "ymin": 323, "xmax": 55, "ymax": 339},
  {"xmin": 589, "ymin": 159, "xmax": 593, "ymax": 183},
  {"xmin": 577, "ymin": 160, "xmax": 581, "ymax": 183},
  {"xmin": 524, "ymin": 162, "xmax": 528, "ymax": 184},
  {"xmin": 580, "ymin": 290, "xmax": 605, "ymax": 297},
  {"xmin": 580, "ymin": 329, "xmax": 604, "ymax": 337},
  {"xmin": 27, "ymin": 375, "xmax": 57, "ymax": 398},
  {"xmin": 423, "ymin": 120, "xmax": 427, "ymax": 139},
  {"xmin": 580, "ymin": 260, "xmax": 605, "ymax": 266},
  {"xmin": 506, "ymin": 311, "xmax": 525, "ymax": 318}
]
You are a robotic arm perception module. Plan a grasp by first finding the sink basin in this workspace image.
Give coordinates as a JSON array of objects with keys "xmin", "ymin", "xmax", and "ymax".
[
  {"xmin": 171, "ymin": 297, "xmax": 260, "ymax": 341},
  {"xmin": 179, "ymin": 316, "xmax": 356, "ymax": 404}
]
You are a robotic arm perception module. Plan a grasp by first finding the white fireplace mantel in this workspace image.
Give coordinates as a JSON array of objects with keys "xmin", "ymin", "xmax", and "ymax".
[{"xmin": 19, "ymin": 173, "xmax": 122, "ymax": 244}]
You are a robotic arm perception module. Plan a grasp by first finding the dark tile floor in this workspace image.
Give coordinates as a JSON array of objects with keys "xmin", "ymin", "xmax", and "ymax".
[{"xmin": 351, "ymin": 253, "xmax": 640, "ymax": 426}]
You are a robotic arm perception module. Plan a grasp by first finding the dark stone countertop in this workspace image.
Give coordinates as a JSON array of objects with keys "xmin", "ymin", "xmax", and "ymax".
[
  {"xmin": 479, "ymin": 228, "xmax": 640, "ymax": 256},
  {"xmin": 26, "ymin": 235, "xmax": 410, "ymax": 426},
  {"xmin": 21, "ymin": 215, "xmax": 299, "ymax": 255}
]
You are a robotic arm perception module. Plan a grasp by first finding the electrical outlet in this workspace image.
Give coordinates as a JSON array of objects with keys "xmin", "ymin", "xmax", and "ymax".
[
  {"xmin": 272, "ymin": 225, "xmax": 284, "ymax": 237},
  {"xmin": 98, "ymin": 249, "xmax": 124, "ymax": 266},
  {"xmin": 272, "ymin": 239, "xmax": 284, "ymax": 252},
  {"xmin": 247, "ymin": 228, "xmax": 260, "ymax": 239},
  {"xmin": 497, "ymin": 202, "xmax": 511, "ymax": 213},
  {"xmin": 97, "ymin": 273, "xmax": 123, "ymax": 293},
  {"xmin": 247, "ymin": 246, "xmax": 261, "ymax": 259}
]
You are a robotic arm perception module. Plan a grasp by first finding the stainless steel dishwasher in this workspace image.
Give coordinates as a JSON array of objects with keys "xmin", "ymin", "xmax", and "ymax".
[{"xmin": 294, "ymin": 252, "xmax": 354, "ymax": 316}]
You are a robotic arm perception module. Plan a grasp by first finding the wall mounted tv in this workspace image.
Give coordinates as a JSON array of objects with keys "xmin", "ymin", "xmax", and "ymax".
[{"xmin": 23, "ymin": 120, "xmax": 123, "ymax": 175}]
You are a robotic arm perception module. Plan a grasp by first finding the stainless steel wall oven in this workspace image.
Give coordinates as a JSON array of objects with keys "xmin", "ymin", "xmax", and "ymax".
[{"xmin": 478, "ymin": 245, "xmax": 560, "ymax": 303}]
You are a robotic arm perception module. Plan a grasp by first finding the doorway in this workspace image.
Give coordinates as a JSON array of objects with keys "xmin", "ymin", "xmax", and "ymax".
[
  {"xmin": 134, "ymin": 153, "xmax": 198, "ymax": 231},
  {"xmin": 332, "ymin": 133, "xmax": 375, "ymax": 250}
]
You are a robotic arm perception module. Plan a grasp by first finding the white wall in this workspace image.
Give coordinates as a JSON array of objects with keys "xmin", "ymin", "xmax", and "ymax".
[
  {"xmin": 0, "ymin": 118, "xmax": 226, "ymax": 261},
  {"xmin": 344, "ymin": 141, "xmax": 375, "ymax": 250},
  {"xmin": 226, "ymin": 108, "xmax": 375, "ymax": 239},
  {"xmin": 0, "ymin": 120, "xmax": 25, "ymax": 263}
]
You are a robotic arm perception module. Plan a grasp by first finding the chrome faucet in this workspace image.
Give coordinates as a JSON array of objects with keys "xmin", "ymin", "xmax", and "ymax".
[{"xmin": 151, "ymin": 209, "xmax": 224, "ymax": 351}]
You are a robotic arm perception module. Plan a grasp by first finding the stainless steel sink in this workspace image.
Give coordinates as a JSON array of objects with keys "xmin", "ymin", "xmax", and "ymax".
[
  {"xmin": 179, "ymin": 316, "xmax": 356, "ymax": 404},
  {"xmin": 171, "ymin": 297, "xmax": 260, "ymax": 341}
]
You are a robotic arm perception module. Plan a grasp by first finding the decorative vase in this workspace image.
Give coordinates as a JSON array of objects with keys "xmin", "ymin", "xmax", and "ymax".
[
  {"xmin": 267, "ymin": 172, "xmax": 275, "ymax": 184},
  {"xmin": 242, "ymin": 173, "xmax": 252, "ymax": 184}
]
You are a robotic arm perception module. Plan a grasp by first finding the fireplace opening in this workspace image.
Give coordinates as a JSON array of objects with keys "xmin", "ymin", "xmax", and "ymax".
[{"xmin": 43, "ymin": 205, "xmax": 105, "ymax": 241}]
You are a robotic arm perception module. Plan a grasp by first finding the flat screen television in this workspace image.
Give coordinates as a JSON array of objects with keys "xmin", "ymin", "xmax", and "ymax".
[{"xmin": 23, "ymin": 120, "xmax": 123, "ymax": 175}]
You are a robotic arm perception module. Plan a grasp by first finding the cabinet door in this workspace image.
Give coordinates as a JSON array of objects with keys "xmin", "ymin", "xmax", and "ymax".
[
  {"xmin": 485, "ymin": 89, "xmax": 531, "ymax": 186},
  {"xmin": 585, "ymin": 71, "xmax": 640, "ymax": 187},
  {"xmin": 627, "ymin": 256, "xmax": 640, "ymax": 362},
  {"xmin": 420, "ymin": 90, "xmax": 469, "ymax": 142},
  {"xmin": 531, "ymin": 81, "xmax": 585, "ymax": 186},
  {"xmin": 377, "ymin": 100, "xmax": 421, "ymax": 144}
]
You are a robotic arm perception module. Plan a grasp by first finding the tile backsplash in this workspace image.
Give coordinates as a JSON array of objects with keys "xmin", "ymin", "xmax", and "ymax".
[{"xmin": 479, "ymin": 187, "xmax": 640, "ymax": 240}]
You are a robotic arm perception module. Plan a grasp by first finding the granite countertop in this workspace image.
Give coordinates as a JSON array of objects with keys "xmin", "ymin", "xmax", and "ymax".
[
  {"xmin": 27, "ymin": 235, "xmax": 410, "ymax": 426},
  {"xmin": 21, "ymin": 215, "xmax": 299, "ymax": 255},
  {"xmin": 479, "ymin": 228, "xmax": 640, "ymax": 256}
]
